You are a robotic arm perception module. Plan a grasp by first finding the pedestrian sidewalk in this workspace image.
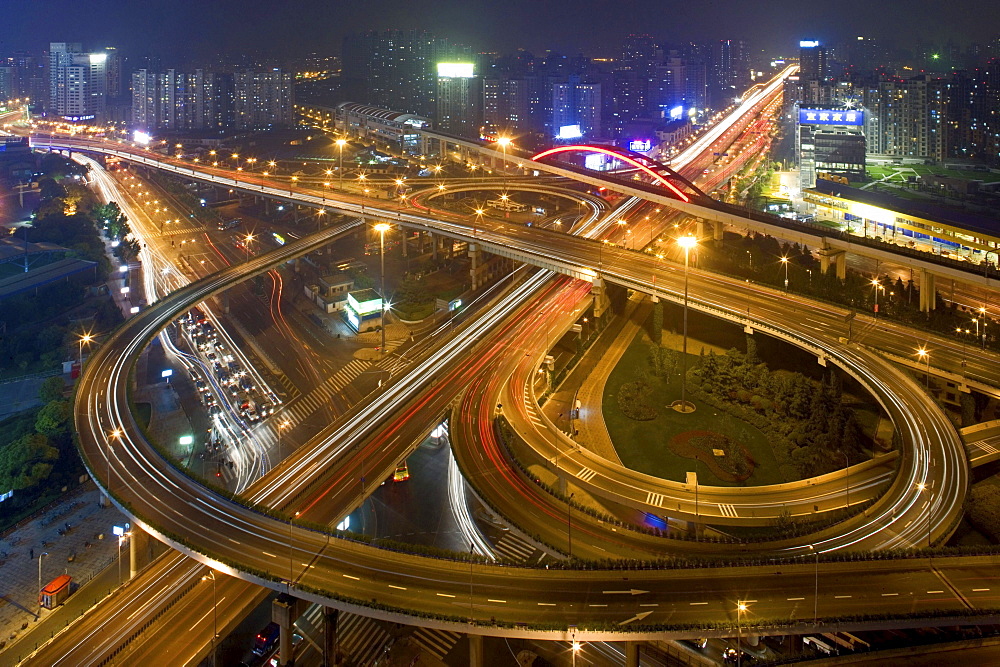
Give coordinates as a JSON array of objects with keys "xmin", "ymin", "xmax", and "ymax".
[
  {"xmin": 0, "ymin": 485, "xmax": 128, "ymax": 646},
  {"xmin": 543, "ymin": 295, "xmax": 651, "ymax": 466}
]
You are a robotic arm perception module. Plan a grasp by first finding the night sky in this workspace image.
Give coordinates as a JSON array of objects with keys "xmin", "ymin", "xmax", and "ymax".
[{"xmin": 5, "ymin": 0, "xmax": 998, "ymax": 58}]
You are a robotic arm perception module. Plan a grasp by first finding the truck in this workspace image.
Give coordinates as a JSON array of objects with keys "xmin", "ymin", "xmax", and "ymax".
[{"xmin": 39, "ymin": 574, "xmax": 72, "ymax": 609}]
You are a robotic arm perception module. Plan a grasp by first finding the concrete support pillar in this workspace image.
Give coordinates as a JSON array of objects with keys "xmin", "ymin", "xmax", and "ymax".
[
  {"xmin": 592, "ymin": 277, "xmax": 611, "ymax": 319},
  {"xmin": 431, "ymin": 233, "xmax": 439, "ymax": 261},
  {"xmin": 919, "ymin": 269, "xmax": 937, "ymax": 312},
  {"xmin": 129, "ymin": 526, "xmax": 152, "ymax": 579},
  {"xmin": 469, "ymin": 243, "xmax": 480, "ymax": 290},
  {"xmin": 695, "ymin": 218, "xmax": 709, "ymax": 239},
  {"xmin": 322, "ymin": 607, "xmax": 338, "ymax": 667},
  {"xmin": 817, "ymin": 245, "xmax": 847, "ymax": 280},
  {"xmin": 625, "ymin": 641, "xmax": 640, "ymax": 667},
  {"xmin": 402, "ymin": 230, "xmax": 408, "ymax": 258},
  {"xmin": 469, "ymin": 634, "xmax": 484, "ymax": 667},
  {"xmin": 556, "ymin": 475, "xmax": 567, "ymax": 495},
  {"xmin": 272, "ymin": 595, "xmax": 297, "ymax": 666},
  {"xmin": 713, "ymin": 220, "xmax": 724, "ymax": 242}
]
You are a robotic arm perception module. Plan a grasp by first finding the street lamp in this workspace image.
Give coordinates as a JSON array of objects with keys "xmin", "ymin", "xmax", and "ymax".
[
  {"xmin": 203, "ymin": 571, "xmax": 218, "ymax": 666},
  {"xmin": 278, "ymin": 420, "xmax": 290, "ymax": 459},
  {"xmin": 676, "ymin": 235, "xmax": 698, "ymax": 413},
  {"xmin": 336, "ymin": 138, "xmax": 347, "ymax": 191},
  {"xmin": 37, "ymin": 551, "xmax": 48, "ymax": 611},
  {"xmin": 736, "ymin": 600, "xmax": 748, "ymax": 667},
  {"xmin": 916, "ymin": 347, "xmax": 931, "ymax": 389},
  {"xmin": 78, "ymin": 332, "xmax": 93, "ymax": 363},
  {"xmin": 473, "ymin": 208, "xmax": 484, "ymax": 238},
  {"xmin": 871, "ymin": 277, "xmax": 882, "ymax": 317},
  {"xmin": 780, "ymin": 255, "xmax": 789, "ymax": 291},
  {"xmin": 244, "ymin": 234, "xmax": 254, "ymax": 263},
  {"xmin": 979, "ymin": 307, "xmax": 988, "ymax": 349},
  {"xmin": 496, "ymin": 136, "xmax": 512, "ymax": 188},
  {"xmin": 807, "ymin": 544, "xmax": 818, "ymax": 624},
  {"xmin": 374, "ymin": 223, "xmax": 391, "ymax": 357},
  {"xmin": 567, "ymin": 492, "xmax": 574, "ymax": 559},
  {"xmin": 108, "ymin": 429, "xmax": 121, "ymax": 499}
]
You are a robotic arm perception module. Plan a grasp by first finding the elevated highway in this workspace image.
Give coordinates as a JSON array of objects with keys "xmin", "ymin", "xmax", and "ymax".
[
  {"xmin": 16, "ymin": 105, "xmax": 992, "ymax": 659},
  {"xmin": 63, "ymin": 193, "xmax": 970, "ymax": 643}
]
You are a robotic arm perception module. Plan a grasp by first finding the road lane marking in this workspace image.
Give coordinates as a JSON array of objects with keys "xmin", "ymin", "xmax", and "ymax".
[
  {"xmin": 973, "ymin": 588, "xmax": 990, "ymax": 592},
  {"xmin": 589, "ymin": 604, "xmax": 608, "ymax": 607},
  {"xmin": 787, "ymin": 597, "xmax": 804, "ymax": 601},
  {"xmin": 188, "ymin": 596, "xmax": 227, "ymax": 631},
  {"xmin": 689, "ymin": 602, "xmax": 708, "ymax": 605},
  {"xmin": 927, "ymin": 590, "xmax": 944, "ymax": 594},
  {"xmin": 488, "ymin": 599, "xmax": 507, "ymax": 603},
  {"xmin": 881, "ymin": 593, "xmax": 899, "ymax": 597},
  {"xmin": 639, "ymin": 604, "xmax": 659, "ymax": 607},
  {"xmin": 388, "ymin": 585, "xmax": 407, "ymax": 590},
  {"xmin": 834, "ymin": 595, "xmax": 852, "ymax": 599},
  {"xmin": 437, "ymin": 593, "xmax": 456, "ymax": 598},
  {"xmin": 343, "ymin": 574, "xmax": 360, "ymax": 581},
  {"xmin": 262, "ymin": 551, "xmax": 276, "ymax": 558},
  {"xmin": 538, "ymin": 602, "xmax": 556, "ymax": 606}
]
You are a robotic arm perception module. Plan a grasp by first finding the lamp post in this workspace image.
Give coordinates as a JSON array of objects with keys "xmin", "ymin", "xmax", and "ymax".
[
  {"xmin": 916, "ymin": 347, "xmax": 930, "ymax": 389},
  {"xmin": 374, "ymin": 223, "xmax": 391, "ymax": 358},
  {"xmin": 677, "ymin": 235, "xmax": 698, "ymax": 413},
  {"xmin": 979, "ymin": 306, "xmax": 988, "ymax": 349},
  {"xmin": 244, "ymin": 234, "xmax": 254, "ymax": 263},
  {"xmin": 336, "ymin": 138, "xmax": 347, "ymax": 191},
  {"xmin": 473, "ymin": 208, "xmax": 484, "ymax": 238},
  {"xmin": 807, "ymin": 544, "xmax": 818, "ymax": 624},
  {"xmin": 736, "ymin": 601, "xmax": 747, "ymax": 667},
  {"xmin": 78, "ymin": 332, "xmax": 92, "ymax": 363},
  {"xmin": 871, "ymin": 277, "xmax": 882, "ymax": 317},
  {"xmin": 780, "ymin": 255, "xmax": 789, "ymax": 291},
  {"xmin": 278, "ymin": 420, "xmax": 290, "ymax": 459},
  {"xmin": 496, "ymin": 136, "xmax": 511, "ymax": 189},
  {"xmin": 843, "ymin": 451, "xmax": 850, "ymax": 509},
  {"xmin": 204, "ymin": 571, "xmax": 218, "ymax": 667},
  {"xmin": 108, "ymin": 429, "xmax": 121, "ymax": 500},
  {"xmin": 567, "ymin": 492, "xmax": 574, "ymax": 559},
  {"xmin": 37, "ymin": 551, "xmax": 48, "ymax": 611}
]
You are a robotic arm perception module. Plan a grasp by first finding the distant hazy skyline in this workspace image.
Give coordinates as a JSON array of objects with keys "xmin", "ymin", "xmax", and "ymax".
[{"xmin": 3, "ymin": 0, "xmax": 997, "ymax": 59}]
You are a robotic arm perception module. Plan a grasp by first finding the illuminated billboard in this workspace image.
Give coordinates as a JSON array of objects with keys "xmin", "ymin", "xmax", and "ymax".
[
  {"xmin": 799, "ymin": 40, "xmax": 820, "ymax": 48},
  {"xmin": 798, "ymin": 108, "xmax": 864, "ymax": 126},
  {"xmin": 584, "ymin": 153, "xmax": 608, "ymax": 170},
  {"xmin": 347, "ymin": 290, "xmax": 383, "ymax": 316},
  {"xmin": 628, "ymin": 139, "xmax": 653, "ymax": 153},
  {"xmin": 437, "ymin": 63, "xmax": 474, "ymax": 78},
  {"xmin": 557, "ymin": 124, "xmax": 583, "ymax": 140}
]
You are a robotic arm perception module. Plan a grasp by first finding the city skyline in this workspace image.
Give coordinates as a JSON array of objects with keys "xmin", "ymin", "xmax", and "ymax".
[{"xmin": 2, "ymin": 0, "xmax": 998, "ymax": 59}]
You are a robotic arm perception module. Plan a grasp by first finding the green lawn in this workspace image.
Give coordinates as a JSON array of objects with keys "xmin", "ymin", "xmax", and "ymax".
[
  {"xmin": 601, "ymin": 334, "xmax": 786, "ymax": 487},
  {"xmin": 867, "ymin": 165, "xmax": 997, "ymax": 183}
]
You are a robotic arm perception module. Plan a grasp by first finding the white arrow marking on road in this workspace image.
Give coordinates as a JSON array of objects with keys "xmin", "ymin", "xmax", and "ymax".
[
  {"xmin": 602, "ymin": 589, "xmax": 649, "ymax": 595},
  {"xmin": 618, "ymin": 610, "xmax": 654, "ymax": 626}
]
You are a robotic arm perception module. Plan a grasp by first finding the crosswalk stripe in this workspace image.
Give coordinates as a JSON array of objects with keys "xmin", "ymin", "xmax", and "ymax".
[
  {"xmin": 646, "ymin": 492, "xmax": 665, "ymax": 507},
  {"xmin": 339, "ymin": 613, "xmax": 388, "ymax": 665},
  {"xmin": 718, "ymin": 503, "xmax": 738, "ymax": 517},
  {"xmin": 494, "ymin": 534, "xmax": 535, "ymax": 561},
  {"xmin": 576, "ymin": 467, "xmax": 597, "ymax": 482},
  {"xmin": 412, "ymin": 626, "xmax": 461, "ymax": 659}
]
